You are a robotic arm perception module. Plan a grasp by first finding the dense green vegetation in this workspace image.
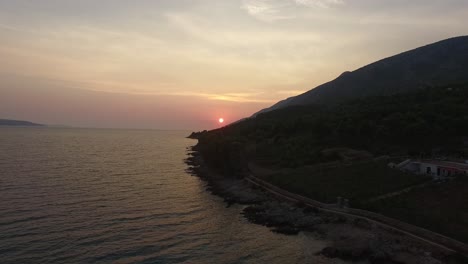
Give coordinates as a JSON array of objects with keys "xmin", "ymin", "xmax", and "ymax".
[
  {"xmin": 197, "ymin": 83, "xmax": 468, "ymax": 170},
  {"xmin": 263, "ymin": 161, "xmax": 430, "ymax": 204},
  {"xmin": 364, "ymin": 177, "xmax": 468, "ymax": 243},
  {"xmin": 192, "ymin": 83, "xmax": 468, "ymax": 245}
]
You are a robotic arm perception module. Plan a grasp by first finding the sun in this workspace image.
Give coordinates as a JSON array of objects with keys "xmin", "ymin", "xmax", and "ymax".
[{"xmin": 218, "ymin": 118, "xmax": 224, "ymax": 124}]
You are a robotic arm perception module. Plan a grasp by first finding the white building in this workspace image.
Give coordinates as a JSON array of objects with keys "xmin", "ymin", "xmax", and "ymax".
[{"xmin": 397, "ymin": 159, "xmax": 468, "ymax": 179}]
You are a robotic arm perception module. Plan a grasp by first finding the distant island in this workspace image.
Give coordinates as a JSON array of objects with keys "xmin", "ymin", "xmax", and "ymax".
[{"xmin": 0, "ymin": 119, "xmax": 44, "ymax": 127}]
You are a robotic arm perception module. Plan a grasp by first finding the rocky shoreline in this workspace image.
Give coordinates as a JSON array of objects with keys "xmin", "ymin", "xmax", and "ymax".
[{"xmin": 185, "ymin": 144, "xmax": 466, "ymax": 264}]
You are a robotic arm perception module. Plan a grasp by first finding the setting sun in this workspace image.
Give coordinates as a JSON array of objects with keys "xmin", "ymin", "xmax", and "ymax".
[{"xmin": 218, "ymin": 118, "xmax": 224, "ymax": 124}]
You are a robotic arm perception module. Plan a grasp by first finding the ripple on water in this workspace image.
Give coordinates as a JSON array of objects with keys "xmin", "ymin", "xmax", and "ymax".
[{"xmin": 0, "ymin": 128, "xmax": 328, "ymax": 264}]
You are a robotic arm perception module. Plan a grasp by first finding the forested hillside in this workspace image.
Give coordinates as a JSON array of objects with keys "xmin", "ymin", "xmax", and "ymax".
[{"xmin": 196, "ymin": 83, "xmax": 468, "ymax": 170}]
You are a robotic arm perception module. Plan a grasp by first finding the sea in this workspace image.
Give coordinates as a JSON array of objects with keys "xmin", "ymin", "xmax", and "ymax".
[{"xmin": 0, "ymin": 127, "xmax": 327, "ymax": 264}]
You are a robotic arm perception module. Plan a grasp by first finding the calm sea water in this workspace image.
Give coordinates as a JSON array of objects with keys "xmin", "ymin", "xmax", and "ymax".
[{"xmin": 0, "ymin": 128, "xmax": 326, "ymax": 264}]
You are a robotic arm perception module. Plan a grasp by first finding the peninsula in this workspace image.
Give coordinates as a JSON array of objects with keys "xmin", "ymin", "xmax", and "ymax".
[
  {"xmin": 187, "ymin": 36, "xmax": 468, "ymax": 263},
  {"xmin": 0, "ymin": 119, "xmax": 44, "ymax": 127}
]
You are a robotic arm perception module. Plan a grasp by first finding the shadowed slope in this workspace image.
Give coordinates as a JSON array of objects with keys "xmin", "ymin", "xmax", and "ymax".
[{"xmin": 257, "ymin": 36, "xmax": 468, "ymax": 115}]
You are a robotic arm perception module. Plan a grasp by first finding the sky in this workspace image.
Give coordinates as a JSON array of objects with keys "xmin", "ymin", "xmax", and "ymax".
[{"xmin": 0, "ymin": 0, "xmax": 467, "ymax": 130}]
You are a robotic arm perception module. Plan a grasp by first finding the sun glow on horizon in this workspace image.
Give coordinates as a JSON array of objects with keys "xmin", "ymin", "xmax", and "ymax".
[{"xmin": 1, "ymin": 1, "xmax": 467, "ymax": 129}]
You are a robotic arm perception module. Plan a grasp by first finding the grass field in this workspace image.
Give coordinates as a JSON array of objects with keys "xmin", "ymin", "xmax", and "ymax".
[
  {"xmin": 263, "ymin": 161, "xmax": 430, "ymax": 204},
  {"xmin": 364, "ymin": 177, "xmax": 468, "ymax": 243}
]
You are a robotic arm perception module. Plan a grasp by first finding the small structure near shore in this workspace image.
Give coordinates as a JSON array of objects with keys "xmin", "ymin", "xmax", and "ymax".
[
  {"xmin": 395, "ymin": 159, "xmax": 468, "ymax": 179},
  {"xmin": 336, "ymin": 196, "xmax": 350, "ymax": 209}
]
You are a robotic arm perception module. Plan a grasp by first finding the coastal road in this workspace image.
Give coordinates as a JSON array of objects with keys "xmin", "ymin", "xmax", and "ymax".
[{"xmin": 245, "ymin": 175, "xmax": 468, "ymax": 256}]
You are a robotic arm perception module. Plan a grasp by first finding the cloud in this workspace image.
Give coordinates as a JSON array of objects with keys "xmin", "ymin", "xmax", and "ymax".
[
  {"xmin": 241, "ymin": 0, "xmax": 293, "ymax": 22},
  {"xmin": 0, "ymin": 23, "xmax": 24, "ymax": 32},
  {"xmin": 161, "ymin": 91, "xmax": 275, "ymax": 104},
  {"xmin": 85, "ymin": 88, "xmax": 275, "ymax": 103},
  {"xmin": 293, "ymin": 0, "xmax": 344, "ymax": 8},
  {"xmin": 241, "ymin": 0, "xmax": 345, "ymax": 21},
  {"xmin": 165, "ymin": 12, "xmax": 322, "ymax": 47},
  {"xmin": 358, "ymin": 13, "xmax": 460, "ymax": 27}
]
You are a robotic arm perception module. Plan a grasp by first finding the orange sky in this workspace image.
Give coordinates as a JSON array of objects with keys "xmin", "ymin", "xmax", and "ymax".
[{"xmin": 1, "ymin": 0, "xmax": 467, "ymax": 129}]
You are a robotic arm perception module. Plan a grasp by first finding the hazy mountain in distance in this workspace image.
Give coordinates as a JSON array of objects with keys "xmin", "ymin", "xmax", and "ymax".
[
  {"xmin": 255, "ymin": 36, "xmax": 468, "ymax": 115},
  {"xmin": 0, "ymin": 119, "xmax": 44, "ymax": 126}
]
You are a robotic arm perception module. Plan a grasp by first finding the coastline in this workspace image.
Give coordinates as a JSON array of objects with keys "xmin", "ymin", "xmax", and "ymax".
[{"xmin": 185, "ymin": 141, "xmax": 466, "ymax": 264}]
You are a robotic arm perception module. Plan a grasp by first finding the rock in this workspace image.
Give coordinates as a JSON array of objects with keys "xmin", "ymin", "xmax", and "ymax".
[
  {"xmin": 330, "ymin": 216, "xmax": 347, "ymax": 224},
  {"xmin": 272, "ymin": 225, "xmax": 300, "ymax": 235},
  {"xmin": 333, "ymin": 234, "xmax": 374, "ymax": 261},
  {"xmin": 392, "ymin": 252, "xmax": 443, "ymax": 264},
  {"xmin": 320, "ymin": 247, "xmax": 340, "ymax": 258},
  {"xmin": 370, "ymin": 258, "xmax": 399, "ymax": 264},
  {"xmin": 303, "ymin": 206, "xmax": 319, "ymax": 214},
  {"xmin": 354, "ymin": 218, "xmax": 373, "ymax": 230},
  {"xmin": 349, "ymin": 246, "xmax": 371, "ymax": 259},
  {"xmin": 295, "ymin": 216, "xmax": 322, "ymax": 228},
  {"xmin": 442, "ymin": 253, "xmax": 468, "ymax": 264},
  {"xmin": 369, "ymin": 250, "xmax": 392, "ymax": 263},
  {"xmin": 242, "ymin": 206, "xmax": 268, "ymax": 225},
  {"xmin": 269, "ymin": 216, "xmax": 288, "ymax": 226}
]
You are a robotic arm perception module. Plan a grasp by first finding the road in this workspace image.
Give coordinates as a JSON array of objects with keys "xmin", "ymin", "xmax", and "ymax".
[{"xmin": 245, "ymin": 174, "xmax": 468, "ymax": 256}]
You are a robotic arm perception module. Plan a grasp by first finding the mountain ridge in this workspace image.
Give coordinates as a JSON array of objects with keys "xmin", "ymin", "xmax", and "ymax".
[{"xmin": 255, "ymin": 36, "xmax": 468, "ymax": 115}]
